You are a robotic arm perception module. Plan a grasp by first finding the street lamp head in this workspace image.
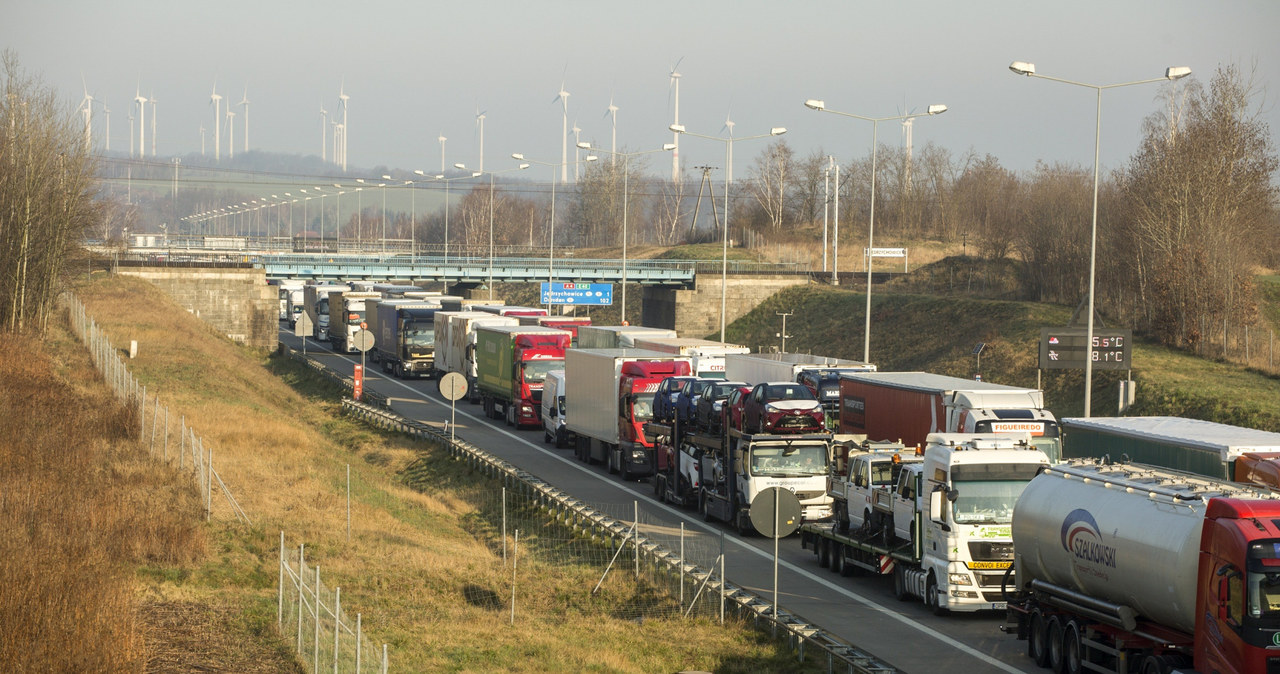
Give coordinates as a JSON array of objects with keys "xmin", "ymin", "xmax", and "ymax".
[
  {"xmin": 926, "ymin": 104, "xmax": 948, "ymax": 115},
  {"xmin": 381, "ymin": 174, "xmax": 391, "ymax": 180},
  {"xmin": 434, "ymin": 174, "xmax": 444, "ymax": 180},
  {"xmin": 1009, "ymin": 61, "xmax": 1035, "ymax": 76},
  {"xmin": 413, "ymin": 170, "xmax": 425, "ymax": 176},
  {"xmin": 1166, "ymin": 66, "xmax": 1192, "ymax": 80},
  {"xmin": 586, "ymin": 155, "xmax": 598, "ymax": 162},
  {"xmin": 662, "ymin": 143, "xmax": 677, "ymax": 151},
  {"xmin": 575, "ymin": 141, "xmax": 592, "ymax": 150},
  {"xmin": 511, "ymin": 153, "xmax": 525, "ymax": 160},
  {"xmin": 471, "ymin": 172, "xmax": 482, "ymax": 177},
  {"xmin": 669, "ymin": 124, "xmax": 686, "ymax": 133},
  {"xmin": 770, "ymin": 128, "xmax": 787, "ymax": 136},
  {"xmin": 803, "ymin": 99, "xmax": 825, "ymax": 111},
  {"xmin": 355, "ymin": 179, "xmax": 364, "ymax": 184},
  {"xmin": 517, "ymin": 163, "xmax": 530, "ymax": 170},
  {"xmin": 453, "ymin": 162, "xmax": 467, "ymax": 170}
]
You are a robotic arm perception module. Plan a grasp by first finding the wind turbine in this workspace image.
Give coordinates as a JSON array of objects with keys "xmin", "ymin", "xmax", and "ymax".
[
  {"xmin": 438, "ymin": 133, "xmax": 447, "ymax": 174},
  {"xmin": 572, "ymin": 121, "xmax": 582, "ymax": 181},
  {"xmin": 238, "ymin": 87, "xmax": 250, "ymax": 153},
  {"xmin": 902, "ymin": 106, "xmax": 915, "ymax": 193},
  {"xmin": 722, "ymin": 109, "xmax": 736, "ymax": 182},
  {"xmin": 101, "ymin": 98, "xmax": 110, "ymax": 152},
  {"xmin": 79, "ymin": 76, "xmax": 93, "ymax": 151},
  {"xmin": 199, "ymin": 123, "xmax": 206, "ymax": 156},
  {"xmin": 149, "ymin": 92, "xmax": 157, "ymax": 157},
  {"xmin": 475, "ymin": 108, "xmax": 487, "ymax": 172},
  {"xmin": 337, "ymin": 83, "xmax": 349, "ymax": 171},
  {"xmin": 226, "ymin": 106, "xmax": 235, "ymax": 160},
  {"xmin": 605, "ymin": 94, "xmax": 619, "ymax": 164},
  {"xmin": 134, "ymin": 85, "xmax": 147, "ymax": 159},
  {"xmin": 553, "ymin": 77, "xmax": 570, "ymax": 183},
  {"xmin": 210, "ymin": 83, "xmax": 222, "ymax": 162},
  {"xmin": 320, "ymin": 105, "xmax": 327, "ymax": 162},
  {"xmin": 129, "ymin": 108, "xmax": 135, "ymax": 159},
  {"xmin": 669, "ymin": 58, "xmax": 684, "ymax": 182}
]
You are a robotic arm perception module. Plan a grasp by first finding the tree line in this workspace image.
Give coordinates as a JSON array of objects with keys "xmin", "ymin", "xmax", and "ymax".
[{"xmin": 0, "ymin": 52, "xmax": 99, "ymax": 333}]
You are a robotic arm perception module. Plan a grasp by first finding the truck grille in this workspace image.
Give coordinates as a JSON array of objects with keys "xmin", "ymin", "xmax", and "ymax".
[
  {"xmin": 774, "ymin": 415, "xmax": 820, "ymax": 430},
  {"xmin": 969, "ymin": 541, "xmax": 1014, "ymax": 562},
  {"xmin": 795, "ymin": 490, "xmax": 826, "ymax": 502}
]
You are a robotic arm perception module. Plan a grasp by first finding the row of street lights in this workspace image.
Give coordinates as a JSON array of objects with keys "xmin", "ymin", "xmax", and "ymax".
[{"xmin": 184, "ymin": 61, "xmax": 1190, "ymax": 422}]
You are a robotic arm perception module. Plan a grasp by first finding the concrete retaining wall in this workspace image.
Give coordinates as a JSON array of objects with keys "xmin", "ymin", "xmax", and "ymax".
[
  {"xmin": 115, "ymin": 266, "xmax": 277, "ymax": 348},
  {"xmin": 641, "ymin": 274, "xmax": 812, "ymax": 338}
]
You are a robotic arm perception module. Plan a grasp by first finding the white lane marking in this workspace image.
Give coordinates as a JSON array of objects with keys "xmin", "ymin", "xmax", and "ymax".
[{"xmin": 289, "ymin": 333, "xmax": 1025, "ymax": 673}]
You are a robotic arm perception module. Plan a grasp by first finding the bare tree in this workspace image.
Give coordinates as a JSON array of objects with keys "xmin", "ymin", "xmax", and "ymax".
[
  {"xmin": 744, "ymin": 140, "xmax": 793, "ymax": 230},
  {"xmin": 1114, "ymin": 64, "xmax": 1279, "ymax": 347},
  {"xmin": 0, "ymin": 51, "xmax": 100, "ymax": 333}
]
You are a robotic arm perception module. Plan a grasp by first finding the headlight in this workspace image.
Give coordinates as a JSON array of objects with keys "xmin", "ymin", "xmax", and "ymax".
[
  {"xmin": 713, "ymin": 401, "xmax": 723, "ymax": 410},
  {"xmin": 631, "ymin": 450, "xmax": 647, "ymax": 461},
  {"xmin": 669, "ymin": 394, "xmax": 679, "ymax": 402},
  {"xmin": 948, "ymin": 573, "xmax": 973, "ymax": 586},
  {"xmin": 765, "ymin": 403, "xmax": 780, "ymax": 414}
]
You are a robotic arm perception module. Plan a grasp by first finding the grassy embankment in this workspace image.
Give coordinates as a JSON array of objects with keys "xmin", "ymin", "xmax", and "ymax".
[{"xmin": 51, "ymin": 273, "xmax": 818, "ymax": 672}]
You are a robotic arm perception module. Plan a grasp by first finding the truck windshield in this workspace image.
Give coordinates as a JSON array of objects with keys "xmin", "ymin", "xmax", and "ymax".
[
  {"xmin": 1248, "ymin": 571, "xmax": 1280, "ymax": 619},
  {"xmin": 347, "ymin": 311, "xmax": 366, "ymax": 326},
  {"xmin": 751, "ymin": 444, "xmax": 827, "ymax": 477},
  {"xmin": 950, "ymin": 480, "xmax": 1028, "ymax": 525},
  {"xmin": 405, "ymin": 321, "xmax": 434, "ymax": 347},
  {"xmin": 521, "ymin": 359, "xmax": 564, "ymax": 384},
  {"xmin": 632, "ymin": 396, "xmax": 654, "ymax": 422}
]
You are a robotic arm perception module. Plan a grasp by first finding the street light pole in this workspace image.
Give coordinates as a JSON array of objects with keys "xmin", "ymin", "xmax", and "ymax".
[
  {"xmin": 511, "ymin": 153, "xmax": 598, "ymax": 293},
  {"xmin": 669, "ymin": 126, "xmax": 786, "ymax": 342},
  {"xmin": 803, "ymin": 99, "xmax": 948, "ymax": 363},
  {"xmin": 458, "ymin": 163, "xmax": 530, "ymax": 300},
  {"xmin": 380, "ymin": 174, "xmax": 391, "ymax": 256},
  {"xmin": 1009, "ymin": 61, "xmax": 1190, "ymax": 417},
  {"xmin": 576, "ymin": 142, "xmax": 675, "ymax": 324}
]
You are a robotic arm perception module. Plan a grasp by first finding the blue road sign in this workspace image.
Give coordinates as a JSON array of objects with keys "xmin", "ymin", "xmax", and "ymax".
[{"xmin": 541, "ymin": 282, "xmax": 613, "ymax": 305}]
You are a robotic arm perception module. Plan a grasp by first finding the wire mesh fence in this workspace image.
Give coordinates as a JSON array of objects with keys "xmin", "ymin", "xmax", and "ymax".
[
  {"xmin": 278, "ymin": 534, "xmax": 386, "ymax": 674},
  {"xmin": 1196, "ymin": 320, "xmax": 1278, "ymax": 374}
]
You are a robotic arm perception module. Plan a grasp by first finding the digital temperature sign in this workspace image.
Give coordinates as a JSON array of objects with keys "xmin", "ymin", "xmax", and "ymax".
[{"xmin": 1038, "ymin": 328, "xmax": 1133, "ymax": 370}]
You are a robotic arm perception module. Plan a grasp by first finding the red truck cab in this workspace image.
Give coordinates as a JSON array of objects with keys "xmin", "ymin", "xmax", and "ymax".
[
  {"xmin": 1196, "ymin": 497, "xmax": 1280, "ymax": 674},
  {"xmin": 617, "ymin": 360, "xmax": 692, "ymax": 476},
  {"xmin": 511, "ymin": 333, "xmax": 571, "ymax": 428}
]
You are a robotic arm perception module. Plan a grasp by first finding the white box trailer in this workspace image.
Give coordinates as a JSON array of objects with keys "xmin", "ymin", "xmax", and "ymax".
[
  {"xmin": 433, "ymin": 311, "xmax": 519, "ymax": 398},
  {"xmin": 630, "ymin": 337, "xmax": 750, "ymax": 379},
  {"xmin": 725, "ymin": 352, "xmax": 875, "ymax": 385},
  {"xmin": 575, "ymin": 325, "xmax": 677, "ymax": 349}
]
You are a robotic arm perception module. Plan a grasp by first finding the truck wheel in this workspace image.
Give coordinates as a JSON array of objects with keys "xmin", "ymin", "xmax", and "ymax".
[
  {"xmin": 394, "ymin": 363, "xmax": 405, "ymax": 379},
  {"xmin": 700, "ymin": 490, "xmax": 713, "ymax": 522},
  {"xmin": 892, "ymin": 565, "xmax": 910, "ymax": 601},
  {"xmin": 1046, "ymin": 617, "xmax": 1065, "ymax": 673},
  {"xmin": 1028, "ymin": 610, "xmax": 1050, "ymax": 667},
  {"xmin": 1062, "ymin": 620, "xmax": 1083, "ymax": 674},
  {"xmin": 830, "ymin": 545, "xmax": 846, "ymax": 575},
  {"xmin": 817, "ymin": 539, "xmax": 830, "ymax": 568},
  {"xmin": 505, "ymin": 405, "xmax": 514, "ymax": 427},
  {"xmin": 620, "ymin": 461, "xmax": 633, "ymax": 482},
  {"xmin": 927, "ymin": 574, "xmax": 947, "ymax": 616},
  {"xmin": 735, "ymin": 513, "xmax": 754, "ymax": 537}
]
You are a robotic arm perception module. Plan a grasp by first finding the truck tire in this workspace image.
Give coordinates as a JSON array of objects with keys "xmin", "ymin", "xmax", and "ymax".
[
  {"xmin": 1062, "ymin": 620, "xmax": 1084, "ymax": 674},
  {"xmin": 817, "ymin": 539, "xmax": 830, "ymax": 568},
  {"xmin": 505, "ymin": 405, "xmax": 515, "ymax": 427},
  {"xmin": 620, "ymin": 461, "xmax": 633, "ymax": 482},
  {"xmin": 543, "ymin": 428, "xmax": 552, "ymax": 444},
  {"xmin": 927, "ymin": 574, "xmax": 947, "ymax": 616},
  {"xmin": 1028, "ymin": 610, "xmax": 1050, "ymax": 667},
  {"xmin": 700, "ymin": 490, "xmax": 713, "ymax": 522},
  {"xmin": 892, "ymin": 565, "xmax": 910, "ymax": 601},
  {"xmin": 394, "ymin": 363, "xmax": 404, "ymax": 379},
  {"xmin": 1046, "ymin": 616, "xmax": 1065, "ymax": 673}
]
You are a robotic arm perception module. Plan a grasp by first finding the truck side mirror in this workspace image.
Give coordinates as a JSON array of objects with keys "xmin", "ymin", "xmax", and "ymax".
[
  {"xmin": 947, "ymin": 488, "xmax": 960, "ymax": 503},
  {"xmin": 929, "ymin": 488, "xmax": 946, "ymax": 527}
]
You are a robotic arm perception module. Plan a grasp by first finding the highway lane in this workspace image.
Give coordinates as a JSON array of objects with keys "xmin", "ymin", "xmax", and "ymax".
[{"xmin": 279, "ymin": 329, "xmax": 1037, "ymax": 674}]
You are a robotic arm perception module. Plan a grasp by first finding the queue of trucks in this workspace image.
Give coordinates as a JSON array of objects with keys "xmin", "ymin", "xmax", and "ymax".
[{"xmin": 279, "ymin": 285, "xmax": 1280, "ymax": 674}]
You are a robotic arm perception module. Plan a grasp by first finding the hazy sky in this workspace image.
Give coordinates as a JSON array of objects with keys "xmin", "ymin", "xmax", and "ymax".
[{"xmin": 7, "ymin": 0, "xmax": 1279, "ymax": 181}]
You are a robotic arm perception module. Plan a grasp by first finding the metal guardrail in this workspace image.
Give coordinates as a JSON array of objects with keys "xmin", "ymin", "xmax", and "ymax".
[{"xmin": 279, "ymin": 344, "xmax": 895, "ymax": 673}]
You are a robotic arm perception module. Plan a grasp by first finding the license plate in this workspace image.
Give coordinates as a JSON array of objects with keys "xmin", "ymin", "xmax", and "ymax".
[
  {"xmin": 991, "ymin": 602, "xmax": 1007, "ymax": 610},
  {"xmin": 968, "ymin": 561, "xmax": 1013, "ymax": 570}
]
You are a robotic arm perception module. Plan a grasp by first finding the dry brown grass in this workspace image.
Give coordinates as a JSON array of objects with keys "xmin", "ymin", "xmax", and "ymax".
[{"xmin": 0, "ymin": 326, "xmax": 206, "ymax": 672}]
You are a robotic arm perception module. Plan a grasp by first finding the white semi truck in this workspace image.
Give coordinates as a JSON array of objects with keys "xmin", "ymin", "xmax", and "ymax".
[
  {"xmin": 432, "ymin": 311, "xmax": 519, "ymax": 400},
  {"xmin": 574, "ymin": 325, "xmax": 677, "ymax": 349},
  {"xmin": 801, "ymin": 433, "xmax": 1049, "ymax": 614}
]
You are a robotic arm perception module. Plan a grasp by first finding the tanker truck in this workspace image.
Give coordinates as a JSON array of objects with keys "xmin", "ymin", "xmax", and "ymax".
[{"xmin": 1005, "ymin": 460, "xmax": 1280, "ymax": 674}]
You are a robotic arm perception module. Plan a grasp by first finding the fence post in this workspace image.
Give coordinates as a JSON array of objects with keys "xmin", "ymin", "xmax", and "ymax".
[
  {"xmin": 163, "ymin": 405, "xmax": 170, "ymax": 462},
  {"xmin": 278, "ymin": 531, "xmax": 285, "ymax": 625},
  {"xmin": 720, "ymin": 529, "xmax": 726, "ymax": 625},
  {"xmin": 634, "ymin": 501, "xmax": 640, "ymax": 578},
  {"xmin": 502, "ymin": 487, "xmax": 507, "ymax": 565},
  {"xmin": 297, "ymin": 545, "xmax": 305, "ymax": 653},
  {"xmin": 356, "ymin": 614, "xmax": 362, "ymax": 674},
  {"xmin": 179, "ymin": 417, "xmax": 186, "ymax": 470},
  {"xmin": 314, "ymin": 565, "xmax": 321, "ymax": 674},
  {"xmin": 206, "ymin": 447, "xmax": 213, "ymax": 521},
  {"xmin": 510, "ymin": 529, "xmax": 520, "ymax": 625},
  {"xmin": 333, "ymin": 586, "xmax": 341, "ymax": 674},
  {"xmin": 150, "ymin": 395, "xmax": 160, "ymax": 454},
  {"xmin": 139, "ymin": 386, "xmax": 146, "ymax": 442},
  {"xmin": 382, "ymin": 644, "xmax": 388, "ymax": 674},
  {"xmin": 680, "ymin": 522, "xmax": 685, "ymax": 609}
]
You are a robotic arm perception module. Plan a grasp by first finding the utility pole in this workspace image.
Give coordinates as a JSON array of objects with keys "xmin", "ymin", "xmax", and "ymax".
[
  {"xmin": 776, "ymin": 311, "xmax": 793, "ymax": 353},
  {"xmin": 689, "ymin": 165, "xmax": 718, "ymax": 237}
]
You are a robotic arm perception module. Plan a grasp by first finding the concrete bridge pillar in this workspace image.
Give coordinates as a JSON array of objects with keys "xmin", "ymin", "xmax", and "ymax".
[{"xmin": 641, "ymin": 274, "xmax": 812, "ymax": 339}]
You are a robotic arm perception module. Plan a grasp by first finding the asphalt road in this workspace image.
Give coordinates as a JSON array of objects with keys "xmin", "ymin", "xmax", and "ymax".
[{"xmin": 279, "ymin": 328, "xmax": 1037, "ymax": 674}]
